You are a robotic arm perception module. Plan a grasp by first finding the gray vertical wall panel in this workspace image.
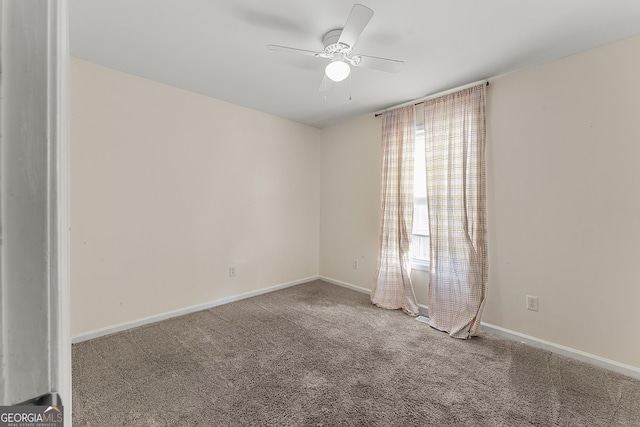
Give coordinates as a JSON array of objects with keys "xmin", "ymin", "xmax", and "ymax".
[{"xmin": 0, "ymin": 0, "xmax": 51, "ymax": 404}]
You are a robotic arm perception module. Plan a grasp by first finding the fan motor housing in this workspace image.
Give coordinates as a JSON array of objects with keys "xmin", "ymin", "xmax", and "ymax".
[{"xmin": 323, "ymin": 29, "xmax": 350, "ymax": 54}]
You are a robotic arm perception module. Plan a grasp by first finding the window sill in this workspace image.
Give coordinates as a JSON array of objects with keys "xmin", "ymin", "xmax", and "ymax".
[{"xmin": 411, "ymin": 259, "xmax": 430, "ymax": 272}]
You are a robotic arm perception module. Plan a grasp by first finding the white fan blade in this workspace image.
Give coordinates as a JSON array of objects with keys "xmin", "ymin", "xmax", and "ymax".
[
  {"xmin": 318, "ymin": 74, "xmax": 334, "ymax": 93},
  {"xmin": 267, "ymin": 44, "xmax": 322, "ymax": 57},
  {"xmin": 337, "ymin": 4, "xmax": 373, "ymax": 49},
  {"xmin": 354, "ymin": 54, "xmax": 404, "ymax": 73}
]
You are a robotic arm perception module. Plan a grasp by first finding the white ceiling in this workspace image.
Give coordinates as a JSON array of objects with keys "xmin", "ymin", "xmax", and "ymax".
[{"xmin": 70, "ymin": 0, "xmax": 640, "ymax": 128}]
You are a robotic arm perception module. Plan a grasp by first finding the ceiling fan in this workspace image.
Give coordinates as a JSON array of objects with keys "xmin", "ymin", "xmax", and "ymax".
[{"xmin": 267, "ymin": 4, "xmax": 404, "ymax": 89}]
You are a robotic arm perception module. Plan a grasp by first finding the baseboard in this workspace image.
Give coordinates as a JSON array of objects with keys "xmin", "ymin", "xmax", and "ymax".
[
  {"xmin": 319, "ymin": 275, "xmax": 430, "ymax": 317},
  {"xmin": 72, "ymin": 275, "xmax": 320, "ymax": 343},
  {"xmin": 73, "ymin": 274, "xmax": 640, "ymax": 380},
  {"xmin": 320, "ymin": 276, "xmax": 372, "ymax": 294},
  {"xmin": 481, "ymin": 322, "xmax": 640, "ymax": 380},
  {"xmin": 320, "ymin": 276, "xmax": 640, "ymax": 380}
]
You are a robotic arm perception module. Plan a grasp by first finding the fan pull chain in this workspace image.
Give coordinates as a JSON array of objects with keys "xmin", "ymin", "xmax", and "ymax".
[{"xmin": 323, "ymin": 75, "xmax": 328, "ymax": 101}]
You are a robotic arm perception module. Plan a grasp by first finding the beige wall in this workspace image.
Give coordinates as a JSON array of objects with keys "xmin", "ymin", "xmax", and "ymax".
[
  {"xmin": 71, "ymin": 59, "xmax": 320, "ymax": 336},
  {"xmin": 319, "ymin": 115, "xmax": 384, "ymax": 289},
  {"xmin": 485, "ymin": 35, "xmax": 640, "ymax": 368},
  {"xmin": 319, "ymin": 35, "xmax": 640, "ymax": 368},
  {"xmin": 318, "ymin": 114, "xmax": 431, "ymax": 304}
]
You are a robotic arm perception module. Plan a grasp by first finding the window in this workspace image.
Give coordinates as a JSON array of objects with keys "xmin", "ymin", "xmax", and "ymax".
[{"xmin": 411, "ymin": 126, "xmax": 429, "ymax": 271}]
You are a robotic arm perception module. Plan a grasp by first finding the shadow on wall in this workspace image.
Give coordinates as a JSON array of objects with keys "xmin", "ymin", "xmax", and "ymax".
[{"xmin": 410, "ymin": 268, "xmax": 430, "ymax": 307}]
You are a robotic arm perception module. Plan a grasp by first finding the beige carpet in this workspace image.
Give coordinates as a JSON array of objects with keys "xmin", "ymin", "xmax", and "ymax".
[{"xmin": 72, "ymin": 280, "xmax": 640, "ymax": 426}]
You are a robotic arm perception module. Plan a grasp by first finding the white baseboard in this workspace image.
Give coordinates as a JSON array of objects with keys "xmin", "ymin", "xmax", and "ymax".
[
  {"xmin": 481, "ymin": 322, "xmax": 640, "ymax": 380},
  {"xmin": 319, "ymin": 275, "xmax": 430, "ymax": 317},
  {"xmin": 320, "ymin": 276, "xmax": 372, "ymax": 294},
  {"xmin": 320, "ymin": 276, "xmax": 640, "ymax": 380},
  {"xmin": 72, "ymin": 275, "xmax": 320, "ymax": 343},
  {"xmin": 73, "ymin": 274, "xmax": 640, "ymax": 380}
]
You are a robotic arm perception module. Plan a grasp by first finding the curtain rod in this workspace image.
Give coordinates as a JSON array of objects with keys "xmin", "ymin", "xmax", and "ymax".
[{"xmin": 374, "ymin": 79, "xmax": 489, "ymax": 117}]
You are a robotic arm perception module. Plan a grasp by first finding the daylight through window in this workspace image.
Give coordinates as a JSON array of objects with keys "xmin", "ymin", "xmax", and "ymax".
[{"xmin": 411, "ymin": 126, "xmax": 429, "ymax": 270}]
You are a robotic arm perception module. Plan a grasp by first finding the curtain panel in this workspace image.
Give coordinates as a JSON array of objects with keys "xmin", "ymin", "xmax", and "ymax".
[
  {"xmin": 424, "ymin": 84, "xmax": 488, "ymax": 338},
  {"xmin": 372, "ymin": 105, "xmax": 420, "ymax": 316}
]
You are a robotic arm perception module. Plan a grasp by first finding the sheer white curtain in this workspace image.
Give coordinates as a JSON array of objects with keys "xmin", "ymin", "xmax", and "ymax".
[
  {"xmin": 423, "ymin": 84, "xmax": 487, "ymax": 338},
  {"xmin": 371, "ymin": 105, "xmax": 420, "ymax": 316}
]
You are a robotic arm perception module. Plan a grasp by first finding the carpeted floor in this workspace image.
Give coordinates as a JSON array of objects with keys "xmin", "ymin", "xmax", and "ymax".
[{"xmin": 72, "ymin": 280, "xmax": 640, "ymax": 426}]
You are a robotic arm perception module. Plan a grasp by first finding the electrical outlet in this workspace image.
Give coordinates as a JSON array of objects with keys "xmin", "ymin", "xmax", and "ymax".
[
  {"xmin": 228, "ymin": 266, "xmax": 236, "ymax": 277},
  {"xmin": 352, "ymin": 260, "xmax": 359, "ymax": 269},
  {"xmin": 526, "ymin": 295, "xmax": 539, "ymax": 311}
]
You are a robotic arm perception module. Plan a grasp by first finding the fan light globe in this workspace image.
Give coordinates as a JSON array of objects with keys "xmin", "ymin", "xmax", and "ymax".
[{"xmin": 325, "ymin": 60, "xmax": 351, "ymax": 82}]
